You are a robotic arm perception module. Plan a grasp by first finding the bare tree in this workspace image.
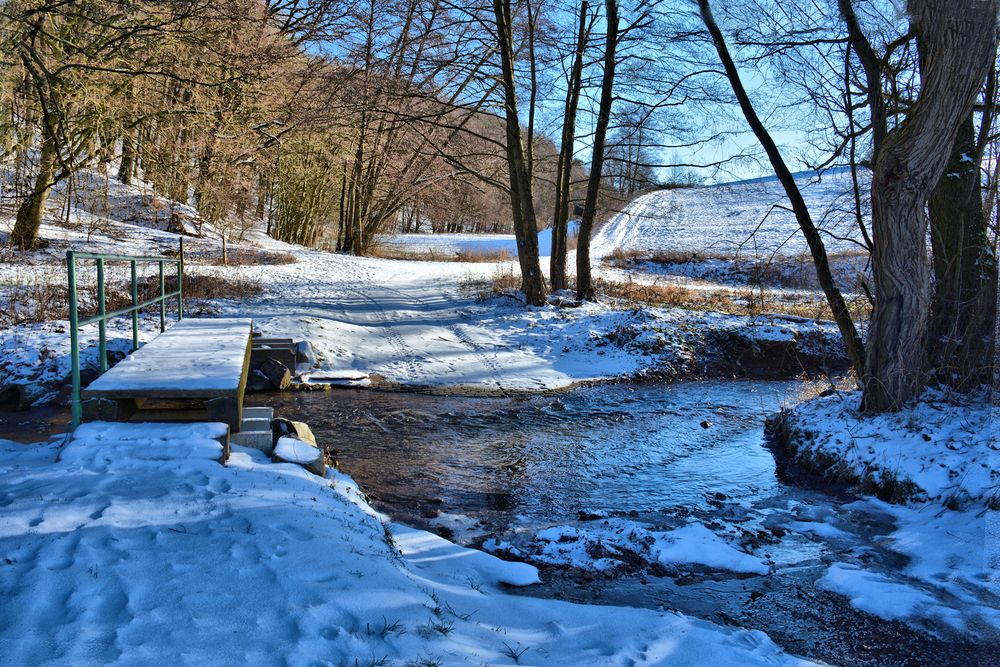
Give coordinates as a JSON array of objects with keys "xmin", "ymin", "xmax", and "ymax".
[
  {"xmin": 492, "ymin": 0, "xmax": 546, "ymax": 305},
  {"xmin": 550, "ymin": 0, "xmax": 592, "ymax": 292},
  {"xmin": 576, "ymin": 0, "xmax": 618, "ymax": 301},
  {"xmin": 697, "ymin": 0, "xmax": 866, "ymax": 374}
]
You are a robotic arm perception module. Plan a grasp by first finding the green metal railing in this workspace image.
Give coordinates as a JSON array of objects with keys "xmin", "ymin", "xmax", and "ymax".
[{"xmin": 67, "ymin": 238, "xmax": 185, "ymax": 426}]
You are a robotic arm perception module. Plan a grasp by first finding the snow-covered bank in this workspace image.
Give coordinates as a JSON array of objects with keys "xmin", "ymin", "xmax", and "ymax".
[
  {"xmin": 762, "ymin": 389, "xmax": 1000, "ymax": 639},
  {"xmin": 0, "ymin": 423, "xmax": 814, "ymax": 665},
  {"xmin": 766, "ymin": 388, "xmax": 997, "ymax": 508}
]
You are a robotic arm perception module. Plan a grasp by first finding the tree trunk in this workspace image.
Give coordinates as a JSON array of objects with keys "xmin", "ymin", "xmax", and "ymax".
[
  {"xmin": 551, "ymin": 0, "xmax": 589, "ymax": 292},
  {"xmin": 493, "ymin": 0, "xmax": 546, "ymax": 306},
  {"xmin": 576, "ymin": 0, "xmax": 618, "ymax": 301},
  {"xmin": 10, "ymin": 129, "xmax": 58, "ymax": 251},
  {"xmin": 862, "ymin": 0, "xmax": 999, "ymax": 411},
  {"xmin": 118, "ymin": 130, "xmax": 136, "ymax": 185},
  {"xmin": 699, "ymin": 0, "xmax": 866, "ymax": 375},
  {"xmin": 928, "ymin": 116, "xmax": 998, "ymax": 387}
]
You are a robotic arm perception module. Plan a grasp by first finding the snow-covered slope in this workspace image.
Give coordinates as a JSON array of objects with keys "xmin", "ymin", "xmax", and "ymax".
[{"xmin": 592, "ymin": 169, "xmax": 867, "ymax": 258}]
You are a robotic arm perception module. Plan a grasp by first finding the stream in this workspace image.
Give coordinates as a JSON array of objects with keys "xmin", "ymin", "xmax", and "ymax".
[{"xmin": 254, "ymin": 381, "xmax": 994, "ymax": 667}]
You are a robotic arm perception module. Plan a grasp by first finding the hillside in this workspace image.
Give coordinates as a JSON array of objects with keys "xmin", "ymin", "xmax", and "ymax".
[{"xmin": 591, "ymin": 169, "xmax": 868, "ymax": 259}]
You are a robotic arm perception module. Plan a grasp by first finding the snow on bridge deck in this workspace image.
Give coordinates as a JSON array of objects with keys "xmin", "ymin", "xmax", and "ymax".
[{"xmin": 84, "ymin": 318, "xmax": 253, "ymax": 398}]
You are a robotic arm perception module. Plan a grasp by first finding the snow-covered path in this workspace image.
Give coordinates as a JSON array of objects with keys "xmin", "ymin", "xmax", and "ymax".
[{"xmin": 212, "ymin": 243, "xmax": 654, "ymax": 392}]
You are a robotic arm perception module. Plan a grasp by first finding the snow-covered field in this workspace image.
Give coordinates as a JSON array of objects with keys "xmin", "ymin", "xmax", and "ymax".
[
  {"xmin": 590, "ymin": 169, "xmax": 867, "ymax": 259},
  {"xmin": 0, "ymin": 423, "xmax": 814, "ymax": 665},
  {"xmin": 384, "ymin": 170, "xmax": 864, "ymax": 262}
]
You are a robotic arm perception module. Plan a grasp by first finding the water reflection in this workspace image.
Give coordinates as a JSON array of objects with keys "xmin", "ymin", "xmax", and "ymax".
[{"xmin": 252, "ymin": 380, "xmax": 797, "ymax": 534}]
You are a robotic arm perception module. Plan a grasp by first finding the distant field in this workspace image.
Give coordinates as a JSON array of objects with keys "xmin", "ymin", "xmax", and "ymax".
[
  {"xmin": 591, "ymin": 169, "xmax": 868, "ymax": 259},
  {"xmin": 384, "ymin": 169, "xmax": 868, "ymax": 260}
]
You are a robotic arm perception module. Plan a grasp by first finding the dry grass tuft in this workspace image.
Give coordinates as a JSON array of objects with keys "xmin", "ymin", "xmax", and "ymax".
[
  {"xmin": 200, "ymin": 248, "xmax": 297, "ymax": 266},
  {"xmin": 370, "ymin": 242, "xmax": 513, "ymax": 263},
  {"xmin": 460, "ymin": 265, "xmax": 521, "ymax": 301}
]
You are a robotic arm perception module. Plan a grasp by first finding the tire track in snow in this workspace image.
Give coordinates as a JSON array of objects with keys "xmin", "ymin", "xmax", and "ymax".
[
  {"xmin": 351, "ymin": 264, "xmax": 428, "ymax": 385},
  {"xmin": 374, "ymin": 279, "xmax": 512, "ymax": 394}
]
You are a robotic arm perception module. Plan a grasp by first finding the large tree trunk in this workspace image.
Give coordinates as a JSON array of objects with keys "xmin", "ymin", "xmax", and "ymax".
[
  {"xmin": 927, "ymin": 114, "xmax": 997, "ymax": 389},
  {"xmin": 699, "ymin": 0, "xmax": 866, "ymax": 374},
  {"xmin": 493, "ymin": 0, "xmax": 546, "ymax": 306},
  {"xmin": 9, "ymin": 128, "xmax": 58, "ymax": 251},
  {"xmin": 576, "ymin": 0, "xmax": 618, "ymax": 301},
  {"xmin": 551, "ymin": 0, "xmax": 589, "ymax": 292},
  {"xmin": 862, "ymin": 0, "xmax": 999, "ymax": 411}
]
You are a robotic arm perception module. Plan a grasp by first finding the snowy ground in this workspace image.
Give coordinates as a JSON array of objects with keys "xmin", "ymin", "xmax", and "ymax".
[
  {"xmin": 589, "ymin": 168, "xmax": 867, "ymax": 260},
  {"xmin": 770, "ymin": 388, "xmax": 998, "ymax": 507},
  {"xmin": 2, "ymin": 163, "xmax": 995, "ymax": 661},
  {"xmin": 1, "ymin": 175, "xmax": 846, "ymax": 405},
  {"xmin": 763, "ymin": 388, "xmax": 1000, "ymax": 640},
  {"xmin": 0, "ymin": 423, "xmax": 814, "ymax": 666}
]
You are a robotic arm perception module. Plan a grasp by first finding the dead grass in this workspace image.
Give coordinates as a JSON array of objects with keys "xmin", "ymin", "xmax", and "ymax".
[
  {"xmin": 597, "ymin": 277, "xmax": 871, "ymax": 321},
  {"xmin": 603, "ymin": 247, "xmax": 869, "ymax": 292},
  {"xmin": 604, "ymin": 247, "xmax": 733, "ymax": 268},
  {"xmin": 463, "ymin": 264, "xmax": 871, "ymax": 321},
  {"xmin": 369, "ymin": 243, "xmax": 513, "ymax": 263},
  {"xmin": 455, "ymin": 248, "xmax": 513, "ymax": 263},
  {"xmin": 1, "ymin": 272, "xmax": 263, "ymax": 326},
  {"xmin": 199, "ymin": 248, "xmax": 298, "ymax": 266}
]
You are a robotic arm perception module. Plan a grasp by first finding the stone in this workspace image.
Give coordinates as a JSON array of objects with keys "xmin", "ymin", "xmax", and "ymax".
[
  {"xmin": 260, "ymin": 358, "xmax": 291, "ymax": 390},
  {"xmin": 166, "ymin": 211, "xmax": 202, "ymax": 237},
  {"xmin": 294, "ymin": 340, "xmax": 316, "ymax": 365},
  {"xmin": 271, "ymin": 418, "xmax": 317, "ymax": 447},
  {"xmin": 246, "ymin": 369, "xmax": 271, "ymax": 393},
  {"xmin": 272, "ymin": 436, "xmax": 325, "ymax": 476}
]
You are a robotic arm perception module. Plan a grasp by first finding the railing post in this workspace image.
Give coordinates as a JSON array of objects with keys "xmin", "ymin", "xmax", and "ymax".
[
  {"xmin": 130, "ymin": 260, "xmax": 139, "ymax": 351},
  {"xmin": 159, "ymin": 260, "xmax": 166, "ymax": 333},
  {"xmin": 96, "ymin": 258, "xmax": 107, "ymax": 373},
  {"xmin": 67, "ymin": 251, "xmax": 81, "ymax": 428},
  {"xmin": 178, "ymin": 237, "xmax": 184, "ymax": 320}
]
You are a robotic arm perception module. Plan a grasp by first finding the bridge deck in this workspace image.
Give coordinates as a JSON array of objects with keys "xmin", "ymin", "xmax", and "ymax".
[{"xmin": 83, "ymin": 318, "xmax": 253, "ymax": 435}]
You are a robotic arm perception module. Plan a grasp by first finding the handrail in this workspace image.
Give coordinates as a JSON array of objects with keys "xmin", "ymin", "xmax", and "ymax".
[{"xmin": 67, "ymin": 238, "xmax": 185, "ymax": 426}]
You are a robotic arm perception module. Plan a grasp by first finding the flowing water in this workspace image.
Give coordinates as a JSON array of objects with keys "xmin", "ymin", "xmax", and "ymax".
[{"xmin": 255, "ymin": 381, "xmax": 995, "ymax": 667}]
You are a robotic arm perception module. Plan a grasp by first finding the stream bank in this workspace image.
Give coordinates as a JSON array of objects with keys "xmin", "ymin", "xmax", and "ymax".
[{"xmin": 251, "ymin": 381, "xmax": 997, "ymax": 667}]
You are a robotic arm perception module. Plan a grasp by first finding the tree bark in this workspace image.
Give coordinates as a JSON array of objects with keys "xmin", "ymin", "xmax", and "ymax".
[
  {"xmin": 551, "ymin": 0, "xmax": 589, "ymax": 292},
  {"xmin": 927, "ymin": 115, "xmax": 998, "ymax": 388},
  {"xmin": 118, "ymin": 130, "xmax": 136, "ymax": 186},
  {"xmin": 493, "ymin": 0, "xmax": 546, "ymax": 306},
  {"xmin": 699, "ymin": 0, "xmax": 866, "ymax": 374},
  {"xmin": 9, "ymin": 127, "xmax": 58, "ymax": 251},
  {"xmin": 863, "ymin": 0, "xmax": 999, "ymax": 411},
  {"xmin": 576, "ymin": 0, "xmax": 618, "ymax": 301}
]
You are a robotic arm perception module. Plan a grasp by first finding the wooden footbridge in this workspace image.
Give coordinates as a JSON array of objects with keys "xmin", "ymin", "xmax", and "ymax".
[{"xmin": 67, "ymin": 243, "xmax": 254, "ymax": 439}]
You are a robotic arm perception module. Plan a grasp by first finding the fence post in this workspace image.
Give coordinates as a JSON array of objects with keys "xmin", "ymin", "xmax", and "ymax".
[
  {"xmin": 159, "ymin": 261, "xmax": 166, "ymax": 332},
  {"xmin": 67, "ymin": 251, "xmax": 81, "ymax": 427},
  {"xmin": 96, "ymin": 258, "xmax": 107, "ymax": 373},
  {"xmin": 178, "ymin": 237, "xmax": 184, "ymax": 320},
  {"xmin": 130, "ymin": 260, "xmax": 139, "ymax": 351}
]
